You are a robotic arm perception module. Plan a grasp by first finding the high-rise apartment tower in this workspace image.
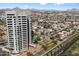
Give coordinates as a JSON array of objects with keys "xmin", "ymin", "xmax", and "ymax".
[{"xmin": 6, "ymin": 10, "xmax": 32, "ymax": 53}]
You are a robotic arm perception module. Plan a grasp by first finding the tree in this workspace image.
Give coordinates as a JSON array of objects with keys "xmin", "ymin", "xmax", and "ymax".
[
  {"xmin": 33, "ymin": 39, "xmax": 38, "ymax": 44},
  {"xmin": 55, "ymin": 34, "xmax": 62, "ymax": 41},
  {"xmin": 1, "ymin": 32, "xmax": 6, "ymax": 36},
  {"xmin": 50, "ymin": 36, "xmax": 54, "ymax": 40},
  {"xmin": 33, "ymin": 35, "xmax": 41, "ymax": 44},
  {"xmin": 42, "ymin": 44, "xmax": 47, "ymax": 50},
  {"xmin": 51, "ymin": 40, "xmax": 57, "ymax": 44},
  {"xmin": 56, "ymin": 34, "xmax": 60, "ymax": 38},
  {"xmin": 27, "ymin": 52, "xmax": 33, "ymax": 56},
  {"xmin": 36, "ymin": 36, "xmax": 41, "ymax": 41}
]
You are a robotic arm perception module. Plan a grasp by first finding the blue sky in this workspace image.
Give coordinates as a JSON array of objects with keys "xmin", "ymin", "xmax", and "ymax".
[{"xmin": 0, "ymin": 3, "xmax": 79, "ymax": 10}]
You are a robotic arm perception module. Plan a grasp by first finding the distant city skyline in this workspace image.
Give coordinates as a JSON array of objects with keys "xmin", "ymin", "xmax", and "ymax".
[{"xmin": 0, "ymin": 3, "xmax": 79, "ymax": 10}]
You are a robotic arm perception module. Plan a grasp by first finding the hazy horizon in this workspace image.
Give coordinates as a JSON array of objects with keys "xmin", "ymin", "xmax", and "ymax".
[{"xmin": 0, "ymin": 3, "xmax": 79, "ymax": 10}]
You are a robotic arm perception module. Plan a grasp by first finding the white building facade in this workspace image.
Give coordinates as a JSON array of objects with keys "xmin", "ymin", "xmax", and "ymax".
[{"xmin": 6, "ymin": 10, "xmax": 32, "ymax": 53}]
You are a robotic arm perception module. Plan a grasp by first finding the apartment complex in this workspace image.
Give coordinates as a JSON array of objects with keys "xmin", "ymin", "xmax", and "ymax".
[{"xmin": 5, "ymin": 10, "xmax": 32, "ymax": 53}]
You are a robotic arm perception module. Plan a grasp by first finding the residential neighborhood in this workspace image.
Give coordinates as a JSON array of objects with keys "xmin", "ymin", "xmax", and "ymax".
[{"xmin": 0, "ymin": 3, "xmax": 79, "ymax": 56}]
